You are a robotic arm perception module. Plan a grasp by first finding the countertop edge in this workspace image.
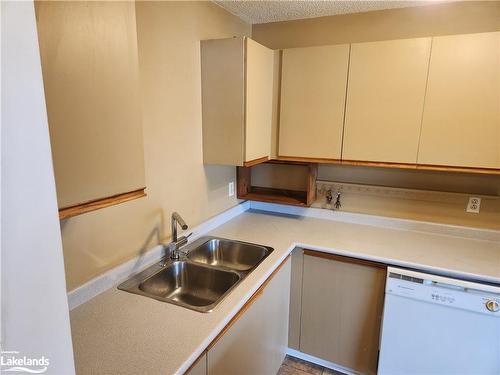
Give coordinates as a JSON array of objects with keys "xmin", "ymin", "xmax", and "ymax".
[{"xmin": 296, "ymin": 243, "xmax": 500, "ymax": 285}]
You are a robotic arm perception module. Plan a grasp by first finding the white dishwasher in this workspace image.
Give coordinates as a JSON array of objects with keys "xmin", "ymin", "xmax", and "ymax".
[{"xmin": 378, "ymin": 267, "xmax": 500, "ymax": 375}]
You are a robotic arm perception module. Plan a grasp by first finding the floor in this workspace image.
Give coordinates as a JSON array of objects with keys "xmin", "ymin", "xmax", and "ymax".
[{"xmin": 277, "ymin": 355, "xmax": 346, "ymax": 375}]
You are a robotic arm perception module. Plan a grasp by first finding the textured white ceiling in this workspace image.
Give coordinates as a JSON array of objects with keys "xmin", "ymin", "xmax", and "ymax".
[{"xmin": 214, "ymin": 1, "xmax": 446, "ymax": 24}]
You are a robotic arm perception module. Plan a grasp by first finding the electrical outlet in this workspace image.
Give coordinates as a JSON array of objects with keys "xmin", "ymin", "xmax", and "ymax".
[
  {"xmin": 228, "ymin": 181, "xmax": 235, "ymax": 197},
  {"xmin": 466, "ymin": 197, "xmax": 481, "ymax": 213}
]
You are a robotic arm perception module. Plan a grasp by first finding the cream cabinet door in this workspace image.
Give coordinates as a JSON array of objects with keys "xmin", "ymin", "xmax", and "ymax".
[
  {"xmin": 418, "ymin": 32, "xmax": 500, "ymax": 169},
  {"xmin": 279, "ymin": 45, "xmax": 349, "ymax": 159},
  {"xmin": 245, "ymin": 38, "xmax": 274, "ymax": 163},
  {"xmin": 201, "ymin": 37, "xmax": 246, "ymax": 166},
  {"xmin": 300, "ymin": 252, "xmax": 386, "ymax": 375},
  {"xmin": 202, "ymin": 37, "xmax": 274, "ymax": 166},
  {"xmin": 343, "ymin": 38, "xmax": 431, "ymax": 163},
  {"xmin": 207, "ymin": 259, "xmax": 290, "ymax": 375}
]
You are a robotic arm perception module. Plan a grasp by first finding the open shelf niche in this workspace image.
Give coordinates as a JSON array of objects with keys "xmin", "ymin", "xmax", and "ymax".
[{"xmin": 237, "ymin": 160, "xmax": 318, "ymax": 206}]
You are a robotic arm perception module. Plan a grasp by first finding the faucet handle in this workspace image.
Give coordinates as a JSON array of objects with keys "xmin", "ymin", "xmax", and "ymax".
[
  {"xmin": 164, "ymin": 242, "xmax": 176, "ymax": 256},
  {"xmin": 160, "ymin": 242, "xmax": 176, "ymax": 266},
  {"xmin": 175, "ymin": 233, "xmax": 193, "ymax": 258},
  {"xmin": 178, "ymin": 232, "xmax": 192, "ymax": 242},
  {"xmin": 175, "ymin": 232, "xmax": 192, "ymax": 249}
]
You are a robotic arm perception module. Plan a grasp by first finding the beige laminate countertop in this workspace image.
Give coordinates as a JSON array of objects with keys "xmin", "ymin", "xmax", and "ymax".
[{"xmin": 70, "ymin": 209, "xmax": 500, "ymax": 375}]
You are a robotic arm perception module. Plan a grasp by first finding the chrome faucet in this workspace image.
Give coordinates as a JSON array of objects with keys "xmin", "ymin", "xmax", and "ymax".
[
  {"xmin": 171, "ymin": 212, "xmax": 188, "ymax": 244},
  {"xmin": 161, "ymin": 212, "xmax": 191, "ymax": 266}
]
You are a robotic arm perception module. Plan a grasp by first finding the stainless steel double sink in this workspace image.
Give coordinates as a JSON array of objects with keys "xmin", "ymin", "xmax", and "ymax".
[{"xmin": 118, "ymin": 237, "xmax": 273, "ymax": 313}]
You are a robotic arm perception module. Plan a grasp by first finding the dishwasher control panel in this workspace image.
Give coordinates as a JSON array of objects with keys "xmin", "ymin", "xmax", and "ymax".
[{"xmin": 386, "ymin": 270, "xmax": 500, "ymax": 316}]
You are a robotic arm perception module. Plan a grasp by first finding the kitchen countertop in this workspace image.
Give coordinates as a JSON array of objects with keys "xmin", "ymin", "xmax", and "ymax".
[{"xmin": 70, "ymin": 209, "xmax": 500, "ymax": 375}]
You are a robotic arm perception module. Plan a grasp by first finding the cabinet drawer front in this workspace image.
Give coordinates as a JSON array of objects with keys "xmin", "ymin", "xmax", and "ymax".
[
  {"xmin": 279, "ymin": 45, "xmax": 349, "ymax": 159},
  {"xmin": 418, "ymin": 32, "xmax": 500, "ymax": 169}
]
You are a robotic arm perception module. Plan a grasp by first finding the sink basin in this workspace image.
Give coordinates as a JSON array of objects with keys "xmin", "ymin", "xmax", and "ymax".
[
  {"xmin": 187, "ymin": 238, "xmax": 272, "ymax": 271},
  {"xmin": 118, "ymin": 237, "xmax": 273, "ymax": 312},
  {"xmin": 131, "ymin": 261, "xmax": 240, "ymax": 312}
]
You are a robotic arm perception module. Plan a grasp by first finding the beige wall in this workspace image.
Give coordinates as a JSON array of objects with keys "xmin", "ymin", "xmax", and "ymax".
[
  {"xmin": 36, "ymin": 1, "xmax": 146, "ymax": 209},
  {"xmin": 253, "ymin": 1, "xmax": 500, "ymax": 49},
  {"xmin": 316, "ymin": 166, "xmax": 500, "ymax": 230},
  {"xmin": 60, "ymin": 1, "xmax": 250, "ymax": 291}
]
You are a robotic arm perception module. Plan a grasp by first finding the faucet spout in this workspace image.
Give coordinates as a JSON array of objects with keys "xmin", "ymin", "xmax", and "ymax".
[
  {"xmin": 168, "ymin": 212, "xmax": 190, "ymax": 261},
  {"xmin": 171, "ymin": 212, "xmax": 188, "ymax": 241}
]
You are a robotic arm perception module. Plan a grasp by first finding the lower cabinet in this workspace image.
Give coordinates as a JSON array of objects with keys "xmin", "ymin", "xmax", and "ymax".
[
  {"xmin": 189, "ymin": 251, "xmax": 384, "ymax": 375},
  {"xmin": 298, "ymin": 251, "xmax": 386, "ymax": 375},
  {"xmin": 206, "ymin": 257, "xmax": 291, "ymax": 375},
  {"xmin": 186, "ymin": 353, "xmax": 207, "ymax": 375}
]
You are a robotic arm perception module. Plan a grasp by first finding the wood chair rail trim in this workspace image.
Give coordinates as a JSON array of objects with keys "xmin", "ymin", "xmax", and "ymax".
[{"xmin": 59, "ymin": 188, "xmax": 146, "ymax": 220}]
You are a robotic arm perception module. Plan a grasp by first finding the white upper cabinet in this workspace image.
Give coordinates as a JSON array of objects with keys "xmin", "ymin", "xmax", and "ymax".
[
  {"xmin": 279, "ymin": 44, "xmax": 350, "ymax": 159},
  {"xmin": 418, "ymin": 32, "xmax": 500, "ymax": 169},
  {"xmin": 343, "ymin": 38, "xmax": 431, "ymax": 163},
  {"xmin": 201, "ymin": 37, "xmax": 274, "ymax": 166},
  {"xmin": 245, "ymin": 39, "xmax": 275, "ymax": 163}
]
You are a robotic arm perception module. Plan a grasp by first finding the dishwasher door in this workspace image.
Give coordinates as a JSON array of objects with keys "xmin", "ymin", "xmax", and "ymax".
[{"xmin": 378, "ymin": 267, "xmax": 500, "ymax": 375}]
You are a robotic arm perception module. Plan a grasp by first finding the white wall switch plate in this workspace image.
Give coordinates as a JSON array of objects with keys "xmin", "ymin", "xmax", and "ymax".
[
  {"xmin": 228, "ymin": 181, "xmax": 235, "ymax": 197},
  {"xmin": 466, "ymin": 197, "xmax": 481, "ymax": 213}
]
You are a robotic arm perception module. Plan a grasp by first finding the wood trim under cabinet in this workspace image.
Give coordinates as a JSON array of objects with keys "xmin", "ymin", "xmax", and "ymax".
[
  {"xmin": 207, "ymin": 255, "xmax": 291, "ymax": 351},
  {"xmin": 243, "ymin": 156, "xmax": 269, "ymax": 167},
  {"xmin": 341, "ymin": 159, "xmax": 418, "ymax": 170},
  {"xmin": 278, "ymin": 155, "xmax": 343, "ymax": 164},
  {"xmin": 275, "ymin": 156, "xmax": 500, "ymax": 175},
  {"xmin": 303, "ymin": 250, "xmax": 386, "ymax": 270},
  {"xmin": 59, "ymin": 188, "xmax": 146, "ymax": 220},
  {"xmin": 414, "ymin": 163, "xmax": 500, "ymax": 175}
]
